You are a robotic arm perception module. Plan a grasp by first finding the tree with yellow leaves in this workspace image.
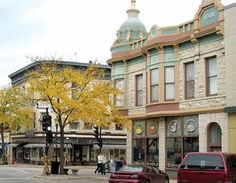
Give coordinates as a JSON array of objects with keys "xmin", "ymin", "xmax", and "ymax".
[
  {"xmin": 0, "ymin": 86, "xmax": 33, "ymax": 164},
  {"xmin": 27, "ymin": 60, "xmax": 130, "ymax": 174}
]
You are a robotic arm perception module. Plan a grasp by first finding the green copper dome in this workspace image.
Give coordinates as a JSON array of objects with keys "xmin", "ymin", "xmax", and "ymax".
[
  {"xmin": 119, "ymin": 18, "xmax": 146, "ymax": 33},
  {"xmin": 111, "ymin": 0, "xmax": 147, "ymax": 55}
]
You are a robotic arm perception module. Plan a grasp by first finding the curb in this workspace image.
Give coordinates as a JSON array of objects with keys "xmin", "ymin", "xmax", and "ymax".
[{"xmin": 34, "ymin": 174, "xmax": 109, "ymax": 180}]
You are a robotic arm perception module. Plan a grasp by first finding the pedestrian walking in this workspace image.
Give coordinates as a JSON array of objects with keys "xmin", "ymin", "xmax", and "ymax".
[{"xmin": 94, "ymin": 153, "xmax": 104, "ymax": 174}]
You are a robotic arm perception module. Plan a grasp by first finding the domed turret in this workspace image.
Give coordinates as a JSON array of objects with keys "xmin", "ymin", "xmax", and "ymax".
[{"xmin": 111, "ymin": 0, "xmax": 147, "ymax": 55}]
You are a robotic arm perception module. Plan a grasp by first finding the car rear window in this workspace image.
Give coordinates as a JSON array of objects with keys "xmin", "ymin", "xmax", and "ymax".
[
  {"xmin": 119, "ymin": 165, "xmax": 144, "ymax": 172},
  {"xmin": 180, "ymin": 154, "xmax": 224, "ymax": 170}
]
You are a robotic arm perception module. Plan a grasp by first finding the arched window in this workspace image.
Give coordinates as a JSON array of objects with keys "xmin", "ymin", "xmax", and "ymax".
[{"xmin": 207, "ymin": 122, "xmax": 222, "ymax": 152}]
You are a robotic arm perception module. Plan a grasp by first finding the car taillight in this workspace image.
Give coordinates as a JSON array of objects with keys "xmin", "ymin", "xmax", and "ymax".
[{"xmin": 130, "ymin": 174, "xmax": 139, "ymax": 179}]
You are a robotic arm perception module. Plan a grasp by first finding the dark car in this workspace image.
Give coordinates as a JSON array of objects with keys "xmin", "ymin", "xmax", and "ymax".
[
  {"xmin": 177, "ymin": 152, "xmax": 236, "ymax": 183},
  {"xmin": 109, "ymin": 164, "xmax": 169, "ymax": 183}
]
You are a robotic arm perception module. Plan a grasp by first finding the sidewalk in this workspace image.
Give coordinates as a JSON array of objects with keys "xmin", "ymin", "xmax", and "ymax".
[
  {"xmin": 12, "ymin": 164, "xmax": 177, "ymax": 183},
  {"xmin": 36, "ymin": 166, "xmax": 177, "ymax": 183}
]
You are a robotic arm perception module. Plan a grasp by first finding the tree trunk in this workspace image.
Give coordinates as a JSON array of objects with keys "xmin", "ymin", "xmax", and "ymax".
[
  {"xmin": 0, "ymin": 124, "xmax": 6, "ymax": 164},
  {"xmin": 59, "ymin": 125, "xmax": 65, "ymax": 174}
]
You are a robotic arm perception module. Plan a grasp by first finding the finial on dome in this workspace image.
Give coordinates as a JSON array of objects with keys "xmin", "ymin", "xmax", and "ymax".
[{"xmin": 131, "ymin": 0, "xmax": 136, "ymax": 9}]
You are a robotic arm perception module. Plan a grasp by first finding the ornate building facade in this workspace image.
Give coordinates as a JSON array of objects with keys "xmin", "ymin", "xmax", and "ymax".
[{"xmin": 108, "ymin": 0, "xmax": 236, "ymax": 178}]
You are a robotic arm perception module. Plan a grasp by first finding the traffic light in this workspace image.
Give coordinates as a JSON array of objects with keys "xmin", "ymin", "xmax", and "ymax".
[
  {"xmin": 46, "ymin": 130, "xmax": 53, "ymax": 143},
  {"xmin": 45, "ymin": 115, "xmax": 53, "ymax": 143},
  {"xmin": 94, "ymin": 126, "xmax": 103, "ymax": 149},
  {"xmin": 41, "ymin": 115, "xmax": 47, "ymax": 131},
  {"xmin": 98, "ymin": 139, "xmax": 103, "ymax": 148},
  {"xmin": 40, "ymin": 114, "xmax": 52, "ymax": 132},
  {"xmin": 40, "ymin": 114, "xmax": 53, "ymax": 143},
  {"xmin": 94, "ymin": 126, "xmax": 99, "ymax": 140}
]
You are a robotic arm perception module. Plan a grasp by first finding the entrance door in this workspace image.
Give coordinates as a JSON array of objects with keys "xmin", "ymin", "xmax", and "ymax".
[
  {"xmin": 207, "ymin": 122, "xmax": 222, "ymax": 152},
  {"xmin": 74, "ymin": 145, "xmax": 82, "ymax": 163}
]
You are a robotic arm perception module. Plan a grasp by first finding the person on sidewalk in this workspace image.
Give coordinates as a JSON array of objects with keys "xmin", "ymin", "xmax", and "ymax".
[{"xmin": 94, "ymin": 153, "xmax": 104, "ymax": 174}]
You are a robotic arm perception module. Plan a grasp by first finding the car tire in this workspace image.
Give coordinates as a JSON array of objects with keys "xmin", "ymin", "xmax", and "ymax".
[
  {"xmin": 164, "ymin": 179, "xmax": 169, "ymax": 183},
  {"xmin": 145, "ymin": 180, "xmax": 150, "ymax": 183}
]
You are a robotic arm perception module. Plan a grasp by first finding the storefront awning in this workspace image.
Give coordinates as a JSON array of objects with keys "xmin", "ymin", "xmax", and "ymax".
[
  {"xmin": 7, "ymin": 143, "xmax": 19, "ymax": 147},
  {"xmin": 24, "ymin": 144, "xmax": 46, "ymax": 148},
  {"xmin": 51, "ymin": 144, "xmax": 72, "ymax": 148},
  {"xmin": 23, "ymin": 143, "xmax": 72, "ymax": 148},
  {"xmin": 93, "ymin": 145, "xmax": 126, "ymax": 149}
]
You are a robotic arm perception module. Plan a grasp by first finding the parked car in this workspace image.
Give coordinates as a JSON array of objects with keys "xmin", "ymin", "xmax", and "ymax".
[
  {"xmin": 177, "ymin": 152, "xmax": 236, "ymax": 183},
  {"xmin": 109, "ymin": 164, "xmax": 169, "ymax": 183}
]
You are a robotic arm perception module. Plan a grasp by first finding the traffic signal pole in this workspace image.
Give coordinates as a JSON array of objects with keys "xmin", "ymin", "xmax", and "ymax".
[
  {"xmin": 37, "ymin": 104, "xmax": 54, "ymax": 175},
  {"xmin": 45, "ymin": 108, "xmax": 49, "ymax": 156}
]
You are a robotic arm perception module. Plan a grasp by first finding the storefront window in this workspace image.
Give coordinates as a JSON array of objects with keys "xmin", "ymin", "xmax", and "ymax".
[
  {"xmin": 32, "ymin": 148, "xmax": 37, "ymax": 158},
  {"xmin": 147, "ymin": 138, "xmax": 159, "ymax": 165},
  {"xmin": 24, "ymin": 148, "xmax": 30, "ymax": 159},
  {"xmin": 133, "ymin": 119, "xmax": 159, "ymax": 166},
  {"xmin": 39, "ymin": 148, "xmax": 44, "ymax": 159},
  {"xmin": 17, "ymin": 147, "xmax": 23, "ymax": 159},
  {"xmin": 183, "ymin": 137, "xmax": 199, "ymax": 157},
  {"xmin": 133, "ymin": 139, "xmax": 145, "ymax": 163},
  {"xmin": 166, "ymin": 116, "xmax": 199, "ymax": 168},
  {"xmin": 166, "ymin": 138, "xmax": 181, "ymax": 168}
]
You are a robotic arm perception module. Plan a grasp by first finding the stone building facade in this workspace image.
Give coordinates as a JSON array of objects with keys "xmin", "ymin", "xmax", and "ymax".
[
  {"xmin": 8, "ymin": 61, "xmax": 127, "ymax": 165},
  {"xmin": 108, "ymin": 0, "xmax": 236, "ymax": 178}
]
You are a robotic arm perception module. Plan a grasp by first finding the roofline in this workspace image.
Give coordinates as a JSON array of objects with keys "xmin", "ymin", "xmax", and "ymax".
[
  {"xmin": 8, "ymin": 61, "xmax": 110, "ymax": 79},
  {"xmin": 224, "ymin": 2, "xmax": 236, "ymax": 10}
]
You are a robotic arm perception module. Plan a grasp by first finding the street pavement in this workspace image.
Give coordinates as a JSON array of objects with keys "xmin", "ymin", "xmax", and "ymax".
[{"xmin": 0, "ymin": 163, "xmax": 177, "ymax": 183}]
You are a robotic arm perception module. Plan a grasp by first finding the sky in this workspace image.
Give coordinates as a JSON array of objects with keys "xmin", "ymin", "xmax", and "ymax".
[{"xmin": 0, "ymin": 0, "xmax": 235, "ymax": 87}]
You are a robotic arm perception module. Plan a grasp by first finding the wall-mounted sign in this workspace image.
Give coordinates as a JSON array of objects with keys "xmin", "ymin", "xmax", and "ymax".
[
  {"xmin": 200, "ymin": 6, "xmax": 218, "ymax": 26},
  {"xmin": 185, "ymin": 119, "xmax": 196, "ymax": 132},
  {"xmin": 149, "ymin": 124, "xmax": 157, "ymax": 135},
  {"xmin": 135, "ymin": 124, "xmax": 143, "ymax": 135},
  {"xmin": 169, "ymin": 120, "xmax": 178, "ymax": 133}
]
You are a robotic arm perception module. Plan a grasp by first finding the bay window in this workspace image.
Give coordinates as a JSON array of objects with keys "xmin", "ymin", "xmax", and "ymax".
[
  {"xmin": 136, "ymin": 74, "xmax": 143, "ymax": 106},
  {"xmin": 150, "ymin": 68, "xmax": 159, "ymax": 102},
  {"xmin": 185, "ymin": 62, "xmax": 194, "ymax": 99},
  {"xmin": 115, "ymin": 78, "xmax": 124, "ymax": 107},
  {"xmin": 206, "ymin": 57, "xmax": 217, "ymax": 96},
  {"xmin": 165, "ymin": 67, "xmax": 175, "ymax": 100}
]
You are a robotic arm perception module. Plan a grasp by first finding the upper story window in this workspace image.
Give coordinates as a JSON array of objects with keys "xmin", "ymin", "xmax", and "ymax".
[
  {"xmin": 115, "ymin": 78, "xmax": 124, "ymax": 108},
  {"xmin": 84, "ymin": 122, "xmax": 92, "ymax": 130},
  {"xmin": 185, "ymin": 62, "xmax": 195, "ymax": 99},
  {"xmin": 69, "ymin": 122, "xmax": 79, "ymax": 130},
  {"xmin": 115, "ymin": 124, "xmax": 123, "ymax": 131},
  {"xmin": 165, "ymin": 67, "xmax": 175, "ymax": 100},
  {"xmin": 136, "ymin": 74, "xmax": 143, "ymax": 106},
  {"xmin": 206, "ymin": 57, "xmax": 217, "ymax": 96},
  {"xmin": 150, "ymin": 68, "xmax": 159, "ymax": 102}
]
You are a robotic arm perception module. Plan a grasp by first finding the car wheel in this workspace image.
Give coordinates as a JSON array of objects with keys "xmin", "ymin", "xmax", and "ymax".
[
  {"xmin": 145, "ymin": 180, "xmax": 150, "ymax": 183},
  {"xmin": 164, "ymin": 178, "xmax": 169, "ymax": 183}
]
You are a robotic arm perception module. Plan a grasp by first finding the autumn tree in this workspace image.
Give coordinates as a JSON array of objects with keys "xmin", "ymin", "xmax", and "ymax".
[
  {"xmin": 0, "ymin": 86, "xmax": 33, "ymax": 164},
  {"xmin": 27, "ymin": 60, "xmax": 130, "ymax": 174}
]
